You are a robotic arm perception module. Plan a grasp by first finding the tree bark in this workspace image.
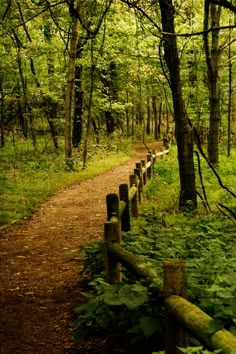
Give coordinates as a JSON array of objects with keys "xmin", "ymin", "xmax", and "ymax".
[
  {"xmin": 159, "ymin": 0, "xmax": 197, "ymax": 208},
  {"xmin": 44, "ymin": 22, "xmax": 59, "ymax": 150},
  {"xmin": 203, "ymin": 1, "xmax": 221, "ymax": 165},
  {"xmin": 64, "ymin": 1, "xmax": 80, "ymax": 160},
  {"xmin": 72, "ymin": 43, "xmax": 84, "ymax": 149},
  {"xmin": 227, "ymin": 23, "xmax": 232, "ymax": 157},
  {"xmin": 102, "ymin": 62, "xmax": 118, "ymax": 135},
  {"xmin": 146, "ymin": 94, "xmax": 151, "ymax": 136}
]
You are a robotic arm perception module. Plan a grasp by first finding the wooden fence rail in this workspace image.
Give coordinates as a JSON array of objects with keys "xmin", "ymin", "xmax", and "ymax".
[{"xmin": 103, "ymin": 148, "xmax": 236, "ymax": 354}]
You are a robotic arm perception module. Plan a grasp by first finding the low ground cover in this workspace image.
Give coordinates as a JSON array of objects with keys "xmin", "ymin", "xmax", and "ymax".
[
  {"xmin": 75, "ymin": 146, "xmax": 236, "ymax": 353},
  {"xmin": 0, "ymin": 135, "xmax": 133, "ymax": 227}
]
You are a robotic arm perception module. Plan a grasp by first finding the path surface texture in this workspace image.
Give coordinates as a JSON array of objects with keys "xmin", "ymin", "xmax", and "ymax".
[{"xmin": 0, "ymin": 142, "xmax": 161, "ymax": 353}]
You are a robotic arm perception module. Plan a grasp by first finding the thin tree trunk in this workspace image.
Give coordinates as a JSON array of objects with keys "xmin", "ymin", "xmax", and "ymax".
[
  {"xmin": 146, "ymin": 95, "xmax": 151, "ymax": 136},
  {"xmin": 16, "ymin": 80, "xmax": 27, "ymax": 138},
  {"xmin": 131, "ymin": 105, "xmax": 135, "ymax": 136},
  {"xmin": 64, "ymin": 1, "xmax": 80, "ymax": 160},
  {"xmin": 0, "ymin": 79, "xmax": 4, "ymax": 147},
  {"xmin": 152, "ymin": 95, "xmax": 159, "ymax": 140},
  {"xmin": 44, "ymin": 22, "xmax": 59, "ymax": 150},
  {"xmin": 72, "ymin": 45, "xmax": 84, "ymax": 149},
  {"xmin": 126, "ymin": 91, "xmax": 129, "ymax": 135},
  {"xmin": 203, "ymin": 1, "xmax": 221, "ymax": 165},
  {"xmin": 227, "ymin": 25, "xmax": 232, "ymax": 157},
  {"xmin": 102, "ymin": 62, "xmax": 117, "ymax": 135},
  {"xmin": 83, "ymin": 41, "xmax": 95, "ymax": 169},
  {"xmin": 16, "ymin": 46, "xmax": 30, "ymax": 139},
  {"xmin": 160, "ymin": 0, "xmax": 197, "ymax": 209}
]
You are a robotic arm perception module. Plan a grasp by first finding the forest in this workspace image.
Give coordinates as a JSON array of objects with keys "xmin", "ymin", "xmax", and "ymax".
[
  {"xmin": 1, "ymin": 0, "xmax": 236, "ymax": 208},
  {"xmin": 1, "ymin": 0, "xmax": 236, "ymax": 353}
]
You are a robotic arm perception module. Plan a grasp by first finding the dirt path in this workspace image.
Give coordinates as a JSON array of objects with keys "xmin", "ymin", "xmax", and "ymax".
[{"xmin": 0, "ymin": 142, "xmax": 161, "ymax": 354}]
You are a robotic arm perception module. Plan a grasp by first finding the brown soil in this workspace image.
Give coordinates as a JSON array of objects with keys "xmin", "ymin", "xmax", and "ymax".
[{"xmin": 0, "ymin": 142, "xmax": 161, "ymax": 354}]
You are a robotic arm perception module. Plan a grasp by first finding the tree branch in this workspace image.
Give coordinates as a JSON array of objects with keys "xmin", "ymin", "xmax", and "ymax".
[
  {"xmin": 216, "ymin": 203, "xmax": 236, "ymax": 225},
  {"xmin": 2, "ymin": 0, "xmax": 12, "ymax": 21},
  {"xmin": 209, "ymin": 0, "xmax": 236, "ymax": 13},
  {"xmin": 194, "ymin": 150, "xmax": 212, "ymax": 213},
  {"xmin": 193, "ymin": 126, "xmax": 236, "ymax": 200}
]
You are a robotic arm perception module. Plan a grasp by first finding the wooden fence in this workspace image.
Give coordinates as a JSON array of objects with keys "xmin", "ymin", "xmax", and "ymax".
[{"xmin": 104, "ymin": 148, "xmax": 236, "ymax": 354}]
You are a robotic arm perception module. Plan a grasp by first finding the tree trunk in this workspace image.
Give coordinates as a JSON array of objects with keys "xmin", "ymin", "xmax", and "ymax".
[
  {"xmin": 146, "ymin": 94, "xmax": 151, "ymax": 136},
  {"xmin": 83, "ymin": 42, "xmax": 95, "ymax": 169},
  {"xmin": 64, "ymin": 2, "xmax": 80, "ymax": 160},
  {"xmin": 72, "ymin": 41, "xmax": 84, "ymax": 149},
  {"xmin": 227, "ymin": 24, "xmax": 232, "ymax": 157},
  {"xmin": 0, "ymin": 79, "xmax": 4, "ymax": 147},
  {"xmin": 203, "ymin": 1, "xmax": 221, "ymax": 165},
  {"xmin": 44, "ymin": 22, "xmax": 59, "ymax": 150},
  {"xmin": 102, "ymin": 62, "xmax": 118, "ymax": 135},
  {"xmin": 159, "ymin": 0, "xmax": 197, "ymax": 209},
  {"xmin": 152, "ymin": 96, "xmax": 159, "ymax": 140}
]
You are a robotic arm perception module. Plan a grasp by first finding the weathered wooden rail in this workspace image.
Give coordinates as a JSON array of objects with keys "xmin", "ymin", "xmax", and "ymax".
[{"xmin": 103, "ymin": 148, "xmax": 236, "ymax": 354}]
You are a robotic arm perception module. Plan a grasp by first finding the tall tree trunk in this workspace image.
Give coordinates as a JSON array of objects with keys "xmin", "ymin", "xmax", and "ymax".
[
  {"xmin": 16, "ymin": 80, "xmax": 28, "ymax": 138},
  {"xmin": 160, "ymin": 0, "xmax": 197, "ymax": 209},
  {"xmin": 72, "ymin": 43, "xmax": 84, "ymax": 149},
  {"xmin": 83, "ymin": 42, "xmax": 95, "ymax": 169},
  {"xmin": 131, "ymin": 105, "xmax": 135, "ymax": 136},
  {"xmin": 203, "ymin": 1, "xmax": 221, "ymax": 165},
  {"xmin": 16, "ymin": 45, "xmax": 31, "ymax": 140},
  {"xmin": 15, "ymin": 2, "xmax": 37, "ymax": 147},
  {"xmin": 227, "ymin": 23, "xmax": 233, "ymax": 157},
  {"xmin": 126, "ymin": 91, "xmax": 130, "ymax": 135},
  {"xmin": 0, "ymin": 78, "xmax": 4, "ymax": 147},
  {"xmin": 146, "ymin": 92, "xmax": 151, "ymax": 136},
  {"xmin": 152, "ymin": 95, "xmax": 159, "ymax": 140},
  {"xmin": 102, "ymin": 62, "xmax": 118, "ymax": 135},
  {"xmin": 44, "ymin": 22, "xmax": 59, "ymax": 150},
  {"xmin": 64, "ymin": 1, "xmax": 80, "ymax": 160}
]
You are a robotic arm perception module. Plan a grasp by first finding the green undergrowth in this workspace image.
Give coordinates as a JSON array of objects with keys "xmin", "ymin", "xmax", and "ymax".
[
  {"xmin": 74, "ymin": 145, "xmax": 236, "ymax": 353},
  {"xmin": 0, "ymin": 135, "xmax": 134, "ymax": 227}
]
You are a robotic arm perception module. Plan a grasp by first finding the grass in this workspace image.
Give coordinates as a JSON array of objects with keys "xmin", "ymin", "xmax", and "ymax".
[{"xmin": 0, "ymin": 134, "xmax": 135, "ymax": 227}]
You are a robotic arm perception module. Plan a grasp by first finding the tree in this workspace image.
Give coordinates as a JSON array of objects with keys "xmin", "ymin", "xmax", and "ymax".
[
  {"xmin": 64, "ymin": 0, "xmax": 113, "ymax": 162},
  {"xmin": 159, "ymin": 0, "xmax": 197, "ymax": 208},
  {"xmin": 203, "ymin": 1, "xmax": 222, "ymax": 165},
  {"xmin": 64, "ymin": 0, "xmax": 80, "ymax": 161}
]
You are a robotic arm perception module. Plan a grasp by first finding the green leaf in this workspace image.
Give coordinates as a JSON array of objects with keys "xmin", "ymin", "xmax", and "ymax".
[
  {"xmin": 118, "ymin": 284, "xmax": 149, "ymax": 310},
  {"xmin": 74, "ymin": 301, "xmax": 98, "ymax": 315},
  {"xmin": 139, "ymin": 316, "xmax": 160, "ymax": 338},
  {"xmin": 103, "ymin": 291, "xmax": 123, "ymax": 306}
]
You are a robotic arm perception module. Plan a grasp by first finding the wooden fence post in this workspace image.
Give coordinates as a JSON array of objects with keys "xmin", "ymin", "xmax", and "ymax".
[
  {"xmin": 106, "ymin": 193, "xmax": 119, "ymax": 221},
  {"xmin": 129, "ymin": 174, "xmax": 139, "ymax": 217},
  {"xmin": 147, "ymin": 153, "xmax": 153, "ymax": 179},
  {"xmin": 164, "ymin": 260, "xmax": 188, "ymax": 354},
  {"xmin": 141, "ymin": 159, "xmax": 147, "ymax": 185},
  {"xmin": 152, "ymin": 149, "xmax": 156, "ymax": 161},
  {"xmin": 119, "ymin": 184, "xmax": 131, "ymax": 232},
  {"xmin": 136, "ymin": 162, "xmax": 143, "ymax": 190},
  {"xmin": 134, "ymin": 167, "xmax": 142, "ymax": 202},
  {"xmin": 104, "ymin": 221, "xmax": 122, "ymax": 283}
]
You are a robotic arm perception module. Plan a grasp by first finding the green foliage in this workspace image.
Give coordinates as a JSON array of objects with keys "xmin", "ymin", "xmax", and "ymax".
[
  {"xmin": 78, "ymin": 240, "xmax": 105, "ymax": 277},
  {"xmin": 74, "ymin": 277, "xmax": 163, "ymax": 347},
  {"xmin": 178, "ymin": 347, "xmax": 222, "ymax": 354},
  {"xmin": 153, "ymin": 348, "xmax": 222, "ymax": 354},
  {"xmin": 74, "ymin": 148, "xmax": 236, "ymax": 351},
  {"xmin": 0, "ymin": 135, "xmax": 132, "ymax": 227}
]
